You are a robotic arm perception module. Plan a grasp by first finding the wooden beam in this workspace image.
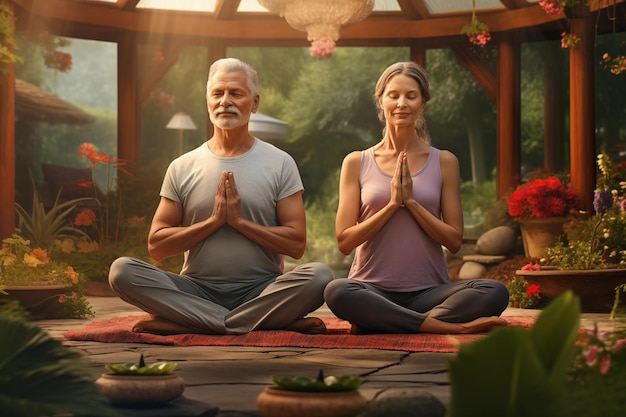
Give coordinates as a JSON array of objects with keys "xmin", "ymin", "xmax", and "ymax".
[
  {"xmin": 138, "ymin": 41, "xmax": 186, "ymax": 103},
  {"xmin": 16, "ymin": 0, "xmax": 563, "ymax": 42},
  {"xmin": 118, "ymin": 0, "xmax": 139, "ymax": 10},
  {"xmin": 397, "ymin": 0, "xmax": 426, "ymax": 19},
  {"xmin": 214, "ymin": 0, "xmax": 240, "ymax": 20},
  {"xmin": 451, "ymin": 45, "xmax": 497, "ymax": 102}
]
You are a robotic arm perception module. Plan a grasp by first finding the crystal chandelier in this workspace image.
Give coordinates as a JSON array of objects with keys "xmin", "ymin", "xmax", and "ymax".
[{"xmin": 257, "ymin": 0, "xmax": 375, "ymax": 58}]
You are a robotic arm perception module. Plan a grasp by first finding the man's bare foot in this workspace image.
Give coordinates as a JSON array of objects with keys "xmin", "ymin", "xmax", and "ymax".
[
  {"xmin": 459, "ymin": 316, "xmax": 508, "ymax": 334},
  {"xmin": 285, "ymin": 317, "xmax": 326, "ymax": 334},
  {"xmin": 132, "ymin": 316, "xmax": 203, "ymax": 336}
]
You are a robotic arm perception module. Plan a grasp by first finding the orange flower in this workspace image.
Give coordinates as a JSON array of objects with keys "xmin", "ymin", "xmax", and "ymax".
[
  {"xmin": 23, "ymin": 252, "xmax": 46, "ymax": 267},
  {"xmin": 127, "ymin": 216, "xmax": 146, "ymax": 225},
  {"xmin": 78, "ymin": 142, "xmax": 98, "ymax": 161},
  {"xmin": 65, "ymin": 265, "xmax": 80, "ymax": 284},
  {"xmin": 74, "ymin": 209, "xmax": 96, "ymax": 226},
  {"xmin": 58, "ymin": 295, "xmax": 65, "ymax": 303},
  {"xmin": 30, "ymin": 247, "xmax": 50, "ymax": 263}
]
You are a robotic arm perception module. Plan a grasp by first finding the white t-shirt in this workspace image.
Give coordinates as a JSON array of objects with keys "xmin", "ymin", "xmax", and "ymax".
[{"xmin": 160, "ymin": 138, "xmax": 303, "ymax": 282}]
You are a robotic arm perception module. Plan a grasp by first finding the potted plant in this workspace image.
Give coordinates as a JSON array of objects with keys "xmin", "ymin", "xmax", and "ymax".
[
  {"xmin": 0, "ymin": 232, "xmax": 93, "ymax": 319},
  {"xmin": 515, "ymin": 147, "xmax": 626, "ymax": 311},
  {"xmin": 256, "ymin": 369, "xmax": 367, "ymax": 417},
  {"xmin": 95, "ymin": 354, "xmax": 185, "ymax": 406},
  {"xmin": 506, "ymin": 173, "xmax": 580, "ymax": 258}
]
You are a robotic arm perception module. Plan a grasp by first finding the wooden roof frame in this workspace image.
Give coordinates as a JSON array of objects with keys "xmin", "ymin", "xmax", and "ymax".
[{"xmin": 1, "ymin": 0, "xmax": 625, "ymax": 239}]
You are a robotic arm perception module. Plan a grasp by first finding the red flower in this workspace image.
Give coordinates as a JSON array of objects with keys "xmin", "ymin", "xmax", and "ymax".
[
  {"xmin": 506, "ymin": 175, "xmax": 579, "ymax": 220},
  {"xmin": 526, "ymin": 284, "xmax": 541, "ymax": 298}
]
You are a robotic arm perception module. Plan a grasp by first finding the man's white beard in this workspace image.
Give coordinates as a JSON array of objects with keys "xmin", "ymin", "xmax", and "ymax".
[{"xmin": 211, "ymin": 106, "xmax": 246, "ymax": 130}]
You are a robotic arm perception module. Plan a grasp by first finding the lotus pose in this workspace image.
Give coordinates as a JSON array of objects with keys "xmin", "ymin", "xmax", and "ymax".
[
  {"xmin": 109, "ymin": 58, "xmax": 332, "ymax": 335},
  {"xmin": 324, "ymin": 62, "xmax": 509, "ymax": 334}
]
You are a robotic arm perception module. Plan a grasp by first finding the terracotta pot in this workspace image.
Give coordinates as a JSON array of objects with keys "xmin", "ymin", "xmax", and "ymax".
[
  {"xmin": 516, "ymin": 268, "xmax": 626, "ymax": 312},
  {"xmin": 518, "ymin": 217, "xmax": 568, "ymax": 258},
  {"xmin": 95, "ymin": 373, "xmax": 185, "ymax": 406},
  {"xmin": 2, "ymin": 284, "xmax": 70, "ymax": 312},
  {"xmin": 256, "ymin": 387, "xmax": 367, "ymax": 417}
]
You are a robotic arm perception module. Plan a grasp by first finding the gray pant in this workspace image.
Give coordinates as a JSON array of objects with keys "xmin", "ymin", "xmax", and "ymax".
[
  {"xmin": 109, "ymin": 257, "xmax": 333, "ymax": 334},
  {"xmin": 324, "ymin": 278, "xmax": 509, "ymax": 333}
]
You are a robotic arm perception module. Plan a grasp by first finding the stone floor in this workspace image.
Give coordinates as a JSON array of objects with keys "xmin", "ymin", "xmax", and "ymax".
[{"xmin": 34, "ymin": 296, "xmax": 617, "ymax": 417}]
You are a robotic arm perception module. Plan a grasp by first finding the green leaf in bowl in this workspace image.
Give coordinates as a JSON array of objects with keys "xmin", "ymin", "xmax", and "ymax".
[
  {"xmin": 105, "ymin": 360, "xmax": 177, "ymax": 375},
  {"xmin": 271, "ymin": 374, "xmax": 362, "ymax": 392}
]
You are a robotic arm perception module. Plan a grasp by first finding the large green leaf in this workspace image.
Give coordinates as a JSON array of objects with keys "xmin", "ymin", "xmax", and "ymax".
[
  {"xmin": 0, "ymin": 315, "xmax": 118, "ymax": 417},
  {"xmin": 530, "ymin": 290, "xmax": 580, "ymax": 382},
  {"xmin": 446, "ymin": 291, "xmax": 581, "ymax": 417}
]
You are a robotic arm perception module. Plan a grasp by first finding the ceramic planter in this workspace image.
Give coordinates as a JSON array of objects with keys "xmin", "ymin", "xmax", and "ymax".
[
  {"xmin": 518, "ymin": 217, "xmax": 568, "ymax": 258},
  {"xmin": 95, "ymin": 373, "xmax": 185, "ymax": 406},
  {"xmin": 516, "ymin": 268, "xmax": 626, "ymax": 312},
  {"xmin": 257, "ymin": 386, "xmax": 367, "ymax": 417}
]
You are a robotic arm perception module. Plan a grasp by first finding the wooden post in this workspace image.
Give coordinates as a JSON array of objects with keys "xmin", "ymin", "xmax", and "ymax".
[
  {"xmin": 496, "ymin": 33, "xmax": 521, "ymax": 199},
  {"xmin": 543, "ymin": 43, "xmax": 565, "ymax": 173},
  {"xmin": 0, "ymin": 1, "xmax": 16, "ymax": 240},
  {"xmin": 568, "ymin": 9, "xmax": 596, "ymax": 214}
]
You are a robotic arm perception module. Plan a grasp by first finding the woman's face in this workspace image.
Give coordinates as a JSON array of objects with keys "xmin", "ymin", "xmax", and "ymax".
[{"xmin": 379, "ymin": 73, "xmax": 424, "ymax": 128}]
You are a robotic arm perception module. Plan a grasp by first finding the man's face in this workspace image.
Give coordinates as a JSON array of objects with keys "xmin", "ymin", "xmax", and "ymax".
[{"xmin": 207, "ymin": 70, "xmax": 258, "ymax": 130}]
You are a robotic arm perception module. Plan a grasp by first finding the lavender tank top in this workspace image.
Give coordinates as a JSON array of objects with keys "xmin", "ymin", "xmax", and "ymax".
[{"xmin": 348, "ymin": 146, "xmax": 450, "ymax": 291}]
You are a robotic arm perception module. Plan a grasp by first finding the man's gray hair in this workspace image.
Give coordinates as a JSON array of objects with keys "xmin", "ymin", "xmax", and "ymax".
[{"xmin": 206, "ymin": 58, "xmax": 259, "ymax": 98}]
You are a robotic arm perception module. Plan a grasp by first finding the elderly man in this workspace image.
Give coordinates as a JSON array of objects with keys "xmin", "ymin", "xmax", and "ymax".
[{"xmin": 109, "ymin": 58, "xmax": 332, "ymax": 335}]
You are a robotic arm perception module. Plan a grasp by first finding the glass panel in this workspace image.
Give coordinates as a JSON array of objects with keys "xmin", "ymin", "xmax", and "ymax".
[
  {"xmin": 374, "ymin": 0, "xmax": 401, "ymax": 12},
  {"xmin": 424, "ymin": 0, "xmax": 505, "ymax": 14},
  {"xmin": 136, "ymin": 0, "xmax": 217, "ymax": 12},
  {"xmin": 239, "ymin": 0, "xmax": 272, "ymax": 12}
]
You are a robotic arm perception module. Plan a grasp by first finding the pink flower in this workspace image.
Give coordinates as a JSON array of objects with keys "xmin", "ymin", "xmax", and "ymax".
[
  {"xmin": 612, "ymin": 338, "xmax": 626, "ymax": 352},
  {"xmin": 539, "ymin": 0, "xmax": 563, "ymax": 15},
  {"xmin": 310, "ymin": 37, "xmax": 335, "ymax": 59},
  {"xmin": 599, "ymin": 354, "xmax": 611, "ymax": 375},
  {"xmin": 467, "ymin": 30, "xmax": 491, "ymax": 47},
  {"xmin": 521, "ymin": 263, "xmax": 541, "ymax": 271},
  {"xmin": 584, "ymin": 345, "xmax": 599, "ymax": 367}
]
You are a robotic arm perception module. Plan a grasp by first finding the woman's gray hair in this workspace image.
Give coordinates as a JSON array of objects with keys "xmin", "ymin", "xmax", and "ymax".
[
  {"xmin": 206, "ymin": 58, "xmax": 259, "ymax": 98},
  {"xmin": 373, "ymin": 61, "xmax": 431, "ymax": 143}
]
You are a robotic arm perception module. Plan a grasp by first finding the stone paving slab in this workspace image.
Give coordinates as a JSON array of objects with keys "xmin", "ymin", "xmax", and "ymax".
[{"xmin": 32, "ymin": 295, "xmax": 616, "ymax": 417}]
